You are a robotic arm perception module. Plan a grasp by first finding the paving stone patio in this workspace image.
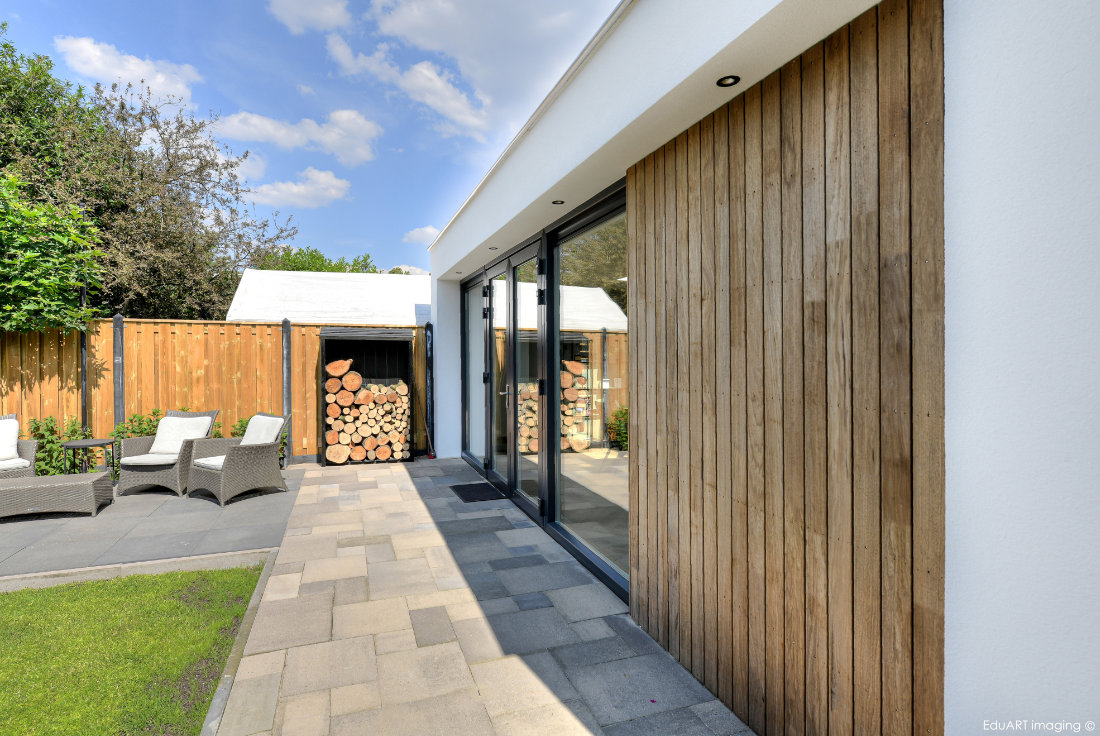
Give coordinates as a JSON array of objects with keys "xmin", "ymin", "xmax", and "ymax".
[
  {"xmin": 216, "ymin": 458, "xmax": 753, "ymax": 736},
  {"xmin": 0, "ymin": 468, "xmax": 304, "ymax": 576}
]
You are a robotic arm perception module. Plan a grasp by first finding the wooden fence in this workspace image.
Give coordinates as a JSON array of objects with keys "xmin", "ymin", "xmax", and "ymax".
[{"xmin": 0, "ymin": 319, "xmax": 430, "ymax": 458}]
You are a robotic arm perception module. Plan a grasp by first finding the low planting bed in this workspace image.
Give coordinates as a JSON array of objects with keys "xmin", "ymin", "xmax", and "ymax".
[{"xmin": 0, "ymin": 566, "xmax": 261, "ymax": 736}]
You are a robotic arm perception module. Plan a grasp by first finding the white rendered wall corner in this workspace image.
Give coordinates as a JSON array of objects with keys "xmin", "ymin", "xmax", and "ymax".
[
  {"xmin": 944, "ymin": 0, "xmax": 1100, "ymax": 730},
  {"xmin": 430, "ymin": 278, "xmax": 462, "ymax": 458}
]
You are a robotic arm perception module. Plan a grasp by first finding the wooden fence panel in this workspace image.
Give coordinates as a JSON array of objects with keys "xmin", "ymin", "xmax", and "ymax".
[
  {"xmin": 2, "ymin": 319, "xmax": 429, "ymax": 460},
  {"xmin": 626, "ymin": 1, "xmax": 944, "ymax": 733}
]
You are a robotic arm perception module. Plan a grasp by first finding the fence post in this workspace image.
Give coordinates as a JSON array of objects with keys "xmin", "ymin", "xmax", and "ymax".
[
  {"xmin": 282, "ymin": 319, "xmax": 292, "ymax": 468},
  {"xmin": 80, "ymin": 316, "xmax": 89, "ymax": 431},
  {"xmin": 425, "ymin": 321, "xmax": 435, "ymax": 457},
  {"xmin": 112, "ymin": 314, "xmax": 124, "ymax": 428}
]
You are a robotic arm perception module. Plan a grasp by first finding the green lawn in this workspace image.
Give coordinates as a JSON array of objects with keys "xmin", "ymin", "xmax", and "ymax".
[{"xmin": 0, "ymin": 566, "xmax": 261, "ymax": 736}]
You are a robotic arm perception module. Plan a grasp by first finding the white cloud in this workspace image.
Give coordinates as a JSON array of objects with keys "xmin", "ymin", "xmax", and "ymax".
[
  {"xmin": 219, "ymin": 110, "xmax": 383, "ymax": 167},
  {"xmin": 393, "ymin": 264, "xmax": 429, "ymax": 275},
  {"xmin": 268, "ymin": 0, "xmax": 350, "ymax": 34},
  {"xmin": 249, "ymin": 167, "xmax": 351, "ymax": 208},
  {"xmin": 298, "ymin": 84, "xmax": 315, "ymax": 95},
  {"xmin": 327, "ymin": 35, "xmax": 488, "ymax": 140},
  {"xmin": 364, "ymin": 0, "xmax": 619, "ymax": 139},
  {"xmin": 236, "ymin": 152, "xmax": 268, "ymax": 182},
  {"xmin": 402, "ymin": 225, "xmax": 440, "ymax": 245},
  {"xmin": 53, "ymin": 36, "xmax": 203, "ymax": 105}
]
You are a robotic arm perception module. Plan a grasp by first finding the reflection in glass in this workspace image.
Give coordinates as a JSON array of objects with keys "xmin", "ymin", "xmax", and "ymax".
[
  {"xmin": 463, "ymin": 283, "xmax": 486, "ymax": 461},
  {"xmin": 491, "ymin": 273, "xmax": 508, "ymax": 478},
  {"xmin": 555, "ymin": 212, "xmax": 629, "ymax": 575},
  {"xmin": 514, "ymin": 256, "xmax": 540, "ymax": 500}
]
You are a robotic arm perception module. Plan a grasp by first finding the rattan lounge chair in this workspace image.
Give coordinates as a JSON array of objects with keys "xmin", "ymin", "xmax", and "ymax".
[
  {"xmin": 0, "ymin": 413, "xmax": 37, "ymax": 480},
  {"xmin": 189, "ymin": 412, "xmax": 289, "ymax": 506},
  {"xmin": 117, "ymin": 409, "xmax": 219, "ymax": 497}
]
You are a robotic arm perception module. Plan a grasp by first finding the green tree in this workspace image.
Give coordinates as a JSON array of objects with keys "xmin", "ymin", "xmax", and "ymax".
[
  {"xmin": 0, "ymin": 175, "xmax": 101, "ymax": 332},
  {"xmin": 558, "ymin": 213, "xmax": 627, "ymax": 312},
  {"xmin": 0, "ymin": 26, "xmax": 294, "ymax": 320},
  {"xmin": 253, "ymin": 245, "xmax": 383, "ymax": 273}
]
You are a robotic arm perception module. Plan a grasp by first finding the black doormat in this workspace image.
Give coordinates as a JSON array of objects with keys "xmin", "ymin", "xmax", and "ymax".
[{"xmin": 449, "ymin": 482, "xmax": 506, "ymax": 503}]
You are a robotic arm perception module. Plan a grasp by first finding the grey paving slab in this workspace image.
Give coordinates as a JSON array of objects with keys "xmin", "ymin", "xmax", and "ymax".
[
  {"xmin": 513, "ymin": 591, "xmax": 553, "ymax": 610},
  {"xmin": 551, "ymin": 636, "xmax": 636, "ymax": 669},
  {"xmin": 489, "ymin": 553, "xmax": 549, "ymax": 570},
  {"xmin": 602, "ymin": 706, "xmax": 713, "ymax": 736},
  {"xmin": 197, "ymin": 523, "xmax": 289, "ymax": 555},
  {"xmin": 496, "ymin": 560, "xmax": 596, "ymax": 596},
  {"xmin": 0, "ymin": 480, "xmax": 296, "ymax": 577},
  {"xmin": 281, "ymin": 636, "xmax": 377, "ymax": 696},
  {"xmin": 243, "ymin": 591, "xmax": 334, "ymax": 655},
  {"xmin": 409, "ymin": 605, "xmax": 456, "ymax": 647},
  {"xmin": 545, "ymin": 583, "xmax": 630, "ymax": 622},
  {"xmin": 566, "ymin": 653, "xmax": 714, "ymax": 725},
  {"xmin": 690, "ymin": 700, "xmax": 755, "ymax": 735},
  {"xmin": 93, "ymin": 530, "xmax": 209, "ymax": 565}
]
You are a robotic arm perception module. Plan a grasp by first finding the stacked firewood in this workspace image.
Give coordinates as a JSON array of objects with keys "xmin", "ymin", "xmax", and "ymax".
[
  {"xmin": 323, "ymin": 358, "xmax": 410, "ymax": 464},
  {"xmin": 515, "ymin": 359, "xmax": 592, "ymax": 455}
]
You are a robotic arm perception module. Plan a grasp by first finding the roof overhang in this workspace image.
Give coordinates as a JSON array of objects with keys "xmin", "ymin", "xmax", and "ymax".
[{"xmin": 429, "ymin": 0, "xmax": 878, "ymax": 280}]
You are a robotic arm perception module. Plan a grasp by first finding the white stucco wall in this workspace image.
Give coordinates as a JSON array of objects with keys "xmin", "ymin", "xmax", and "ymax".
[
  {"xmin": 944, "ymin": 0, "xmax": 1100, "ymax": 730},
  {"xmin": 431, "ymin": 277, "xmax": 463, "ymax": 458}
]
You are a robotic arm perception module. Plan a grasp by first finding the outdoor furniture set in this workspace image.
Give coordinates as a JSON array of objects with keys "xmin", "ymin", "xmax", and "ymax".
[{"xmin": 0, "ymin": 411, "xmax": 289, "ymax": 520}]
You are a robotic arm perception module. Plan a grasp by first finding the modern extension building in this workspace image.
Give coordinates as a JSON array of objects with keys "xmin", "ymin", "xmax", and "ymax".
[{"xmin": 429, "ymin": 0, "xmax": 1100, "ymax": 733}]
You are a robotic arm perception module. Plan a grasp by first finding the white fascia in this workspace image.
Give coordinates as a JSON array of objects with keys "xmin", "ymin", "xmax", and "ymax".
[{"xmin": 429, "ymin": 0, "xmax": 878, "ymax": 282}]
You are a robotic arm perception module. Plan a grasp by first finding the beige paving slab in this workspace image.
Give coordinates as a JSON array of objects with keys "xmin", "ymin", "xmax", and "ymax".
[
  {"xmin": 376, "ymin": 641, "xmax": 476, "ymax": 706},
  {"xmin": 276, "ymin": 690, "xmax": 329, "ymax": 736},
  {"xmin": 300, "ymin": 556, "xmax": 368, "ymax": 583},
  {"xmin": 332, "ymin": 598, "xmax": 411, "ymax": 639},
  {"xmin": 366, "ymin": 557, "xmax": 437, "ymax": 598},
  {"xmin": 281, "ymin": 636, "xmax": 377, "ymax": 696},
  {"xmin": 470, "ymin": 652, "xmax": 579, "ymax": 717},
  {"xmin": 330, "ymin": 682, "xmax": 381, "ymax": 717},
  {"xmin": 262, "ymin": 573, "xmax": 301, "ymax": 602}
]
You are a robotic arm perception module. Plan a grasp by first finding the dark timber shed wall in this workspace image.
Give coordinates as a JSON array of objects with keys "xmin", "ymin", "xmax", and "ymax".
[{"xmin": 624, "ymin": 0, "xmax": 944, "ymax": 734}]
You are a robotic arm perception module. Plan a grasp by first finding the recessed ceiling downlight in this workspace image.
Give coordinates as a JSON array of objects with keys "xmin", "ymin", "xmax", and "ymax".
[
  {"xmin": 716, "ymin": 75, "xmax": 741, "ymax": 88},
  {"xmin": 552, "ymin": 200, "xmax": 565, "ymax": 205}
]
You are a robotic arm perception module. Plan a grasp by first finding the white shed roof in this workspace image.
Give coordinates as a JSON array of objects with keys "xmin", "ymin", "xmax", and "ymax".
[
  {"xmin": 493, "ymin": 280, "xmax": 627, "ymax": 332},
  {"xmin": 227, "ymin": 269, "xmax": 432, "ymax": 326}
]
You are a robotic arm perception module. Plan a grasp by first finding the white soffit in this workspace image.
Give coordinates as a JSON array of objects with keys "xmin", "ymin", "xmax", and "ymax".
[
  {"xmin": 430, "ymin": 0, "xmax": 878, "ymax": 279},
  {"xmin": 226, "ymin": 269, "xmax": 432, "ymax": 326}
]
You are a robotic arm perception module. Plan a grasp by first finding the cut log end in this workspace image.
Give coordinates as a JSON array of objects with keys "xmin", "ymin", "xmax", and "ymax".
[
  {"xmin": 326, "ymin": 444, "xmax": 351, "ymax": 464},
  {"xmin": 342, "ymin": 371, "xmax": 363, "ymax": 392},
  {"xmin": 325, "ymin": 359, "xmax": 353, "ymax": 378}
]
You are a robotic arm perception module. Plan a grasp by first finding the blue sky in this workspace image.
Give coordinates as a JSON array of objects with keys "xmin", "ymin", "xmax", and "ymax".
[{"xmin": 3, "ymin": 0, "xmax": 619, "ymax": 273}]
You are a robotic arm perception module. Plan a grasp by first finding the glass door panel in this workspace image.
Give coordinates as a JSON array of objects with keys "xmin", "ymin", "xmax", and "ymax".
[
  {"xmin": 554, "ymin": 211, "xmax": 629, "ymax": 575},
  {"xmin": 490, "ymin": 272, "xmax": 508, "ymax": 480},
  {"xmin": 462, "ymin": 283, "xmax": 487, "ymax": 463},
  {"xmin": 513, "ymin": 255, "xmax": 540, "ymax": 501}
]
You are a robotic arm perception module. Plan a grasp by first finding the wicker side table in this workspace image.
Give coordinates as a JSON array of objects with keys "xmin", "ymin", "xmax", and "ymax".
[{"xmin": 0, "ymin": 472, "xmax": 113, "ymax": 519}]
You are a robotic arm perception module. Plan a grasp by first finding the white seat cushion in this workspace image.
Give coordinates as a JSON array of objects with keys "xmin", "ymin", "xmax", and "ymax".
[
  {"xmin": 0, "ymin": 457, "xmax": 31, "ymax": 471},
  {"xmin": 0, "ymin": 418, "xmax": 19, "ymax": 461},
  {"xmin": 149, "ymin": 416, "xmax": 212, "ymax": 455},
  {"xmin": 241, "ymin": 415, "xmax": 284, "ymax": 446},
  {"xmin": 120, "ymin": 453, "xmax": 180, "ymax": 467},
  {"xmin": 194, "ymin": 455, "xmax": 226, "ymax": 470}
]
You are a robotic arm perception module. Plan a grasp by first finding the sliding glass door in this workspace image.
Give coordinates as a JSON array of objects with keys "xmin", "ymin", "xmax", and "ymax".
[{"xmin": 460, "ymin": 184, "xmax": 628, "ymax": 594}]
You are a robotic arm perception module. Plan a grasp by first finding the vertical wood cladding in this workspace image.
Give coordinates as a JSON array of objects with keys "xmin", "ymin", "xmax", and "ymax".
[{"xmin": 625, "ymin": 0, "xmax": 944, "ymax": 733}]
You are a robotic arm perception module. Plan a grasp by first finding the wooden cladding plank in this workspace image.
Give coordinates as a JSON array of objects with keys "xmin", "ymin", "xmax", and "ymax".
[
  {"xmin": 627, "ymin": 164, "xmax": 640, "ymax": 620},
  {"xmin": 825, "ymin": 24, "xmax": 856, "ymax": 736},
  {"xmin": 910, "ymin": 0, "xmax": 946, "ymax": 732},
  {"xmin": 743, "ymin": 82, "xmax": 768, "ymax": 736},
  {"xmin": 699, "ymin": 113, "xmax": 719, "ymax": 694},
  {"xmin": 780, "ymin": 56, "xmax": 807, "ymax": 736},
  {"xmin": 728, "ymin": 95, "xmax": 751, "ymax": 718},
  {"xmin": 849, "ymin": 9, "xmax": 883, "ymax": 735},
  {"xmin": 664, "ymin": 138, "xmax": 682, "ymax": 661},
  {"xmin": 686, "ymin": 122, "xmax": 705, "ymax": 679},
  {"xmin": 641, "ymin": 151, "xmax": 656, "ymax": 635},
  {"xmin": 801, "ymin": 40, "xmax": 830, "ymax": 736},
  {"xmin": 878, "ymin": 1, "xmax": 914, "ymax": 733},
  {"xmin": 761, "ymin": 69, "xmax": 785, "ymax": 736},
  {"xmin": 652, "ymin": 146, "xmax": 668, "ymax": 647},
  {"xmin": 676, "ymin": 131, "xmax": 693, "ymax": 671},
  {"xmin": 713, "ymin": 103, "xmax": 734, "ymax": 707}
]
